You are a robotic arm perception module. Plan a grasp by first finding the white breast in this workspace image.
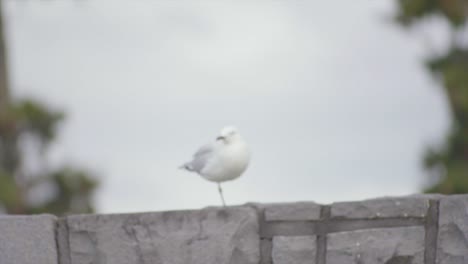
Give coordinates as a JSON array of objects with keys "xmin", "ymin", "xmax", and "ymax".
[{"xmin": 200, "ymin": 140, "xmax": 250, "ymax": 182}]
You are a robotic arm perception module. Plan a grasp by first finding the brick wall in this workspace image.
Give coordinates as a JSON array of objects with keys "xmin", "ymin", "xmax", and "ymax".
[{"xmin": 0, "ymin": 194, "xmax": 467, "ymax": 264}]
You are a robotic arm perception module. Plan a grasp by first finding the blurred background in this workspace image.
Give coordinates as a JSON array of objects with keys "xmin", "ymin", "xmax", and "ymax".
[{"xmin": 0, "ymin": 0, "xmax": 467, "ymax": 215}]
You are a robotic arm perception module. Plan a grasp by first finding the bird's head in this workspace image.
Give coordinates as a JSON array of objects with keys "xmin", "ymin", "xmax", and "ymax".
[{"xmin": 216, "ymin": 126, "xmax": 240, "ymax": 143}]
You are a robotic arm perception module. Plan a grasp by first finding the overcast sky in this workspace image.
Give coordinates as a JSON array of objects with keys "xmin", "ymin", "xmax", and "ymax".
[{"xmin": 3, "ymin": 0, "xmax": 451, "ymax": 213}]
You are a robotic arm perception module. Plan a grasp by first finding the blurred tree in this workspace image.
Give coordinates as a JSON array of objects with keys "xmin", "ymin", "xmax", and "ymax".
[
  {"xmin": 0, "ymin": 1, "xmax": 98, "ymax": 215},
  {"xmin": 395, "ymin": 0, "xmax": 468, "ymax": 193}
]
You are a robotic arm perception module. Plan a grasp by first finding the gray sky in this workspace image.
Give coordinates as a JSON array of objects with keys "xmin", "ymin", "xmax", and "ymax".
[{"xmin": 4, "ymin": 0, "xmax": 450, "ymax": 213}]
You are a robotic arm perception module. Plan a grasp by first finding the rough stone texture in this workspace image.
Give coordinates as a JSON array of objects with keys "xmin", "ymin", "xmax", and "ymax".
[
  {"xmin": 331, "ymin": 196, "xmax": 430, "ymax": 219},
  {"xmin": 0, "ymin": 214, "xmax": 58, "ymax": 264},
  {"xmin": 272, "ymin": 236, "xmax": 316, "ymax": 264},
  {"xmin": 57, "ymin": 218, "xmax": 71, "ymax": 264},
  {"xmin": 327, "ymin": 226, "xmax": 425, "ymax": 264},
  {"xmin": 5, "ymin": 195, "xmax": 468, "ymax": 264},
  {"xmin": 264, "ymin": 202, "xmax": 321, "ymax": 221},
  {"xmin": 260, "ymin": 239, "xmax": 272, "ymax": 264},
  {"xmin": 437, "ymin": 195, "xmax": 468, "ymax": 264},
  {"xmin": 65, "ymin": 207, "xmax": 259, "ymax": 264}
]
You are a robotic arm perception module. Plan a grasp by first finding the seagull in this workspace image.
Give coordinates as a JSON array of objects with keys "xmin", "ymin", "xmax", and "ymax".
[{"xmin": 180, "ymin": 126, "xmax": 250, "ymax": 207}]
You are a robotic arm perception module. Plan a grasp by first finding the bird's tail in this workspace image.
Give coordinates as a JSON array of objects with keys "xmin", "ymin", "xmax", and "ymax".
[{"xmin": 179, "ymin": 162, "xmax": 194, "ymax": 171}]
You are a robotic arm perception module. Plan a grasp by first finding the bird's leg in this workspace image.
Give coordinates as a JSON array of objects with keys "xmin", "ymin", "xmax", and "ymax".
[{"xmin": 217, "ymin": 183, "xmax": 226, "ymax": 207}]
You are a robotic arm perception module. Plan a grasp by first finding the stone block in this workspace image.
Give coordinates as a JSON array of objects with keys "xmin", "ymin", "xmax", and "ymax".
[
  {"xmin": 260, "ymin": 238, "xmax": 272, "ymax": 264},
  {"xmin": 437, "ymin": 195, "xmax": 468, "ymax": 264},
  {"xmin": 331, "ymin": 196, "xmax": 430, "ymax": 219},
  {"xmin": 66, "ymin": 207, "xmax": 259, "ymax": 264},
  {"xmin": 264, "ymin": 202, "xmax": 321, "ymax": 221},
  {"xmin": 0, "ymin": 214, "xmax": 58, "ymax": 264},
  {"xmin": 327, "ymin": 226, "xmax": 424, "ymax": 264},
  {"xmin": 272, "ymin": 236, "xmax": 316, "ymax": 264}
]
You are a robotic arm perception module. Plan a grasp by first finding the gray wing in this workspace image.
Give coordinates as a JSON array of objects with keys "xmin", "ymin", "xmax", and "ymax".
[
  {"xmin": 181, "ymin": 142, "xmax": 218, "ymax": 173},
  {"xmin": 193, "ymin": 143, "xmax": 215, "ymax": 159}
]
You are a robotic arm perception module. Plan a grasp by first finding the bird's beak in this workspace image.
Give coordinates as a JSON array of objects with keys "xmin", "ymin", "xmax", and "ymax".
[{"xmin": 216, "ymin": 136, "xmax": 225, "ymax": 141}]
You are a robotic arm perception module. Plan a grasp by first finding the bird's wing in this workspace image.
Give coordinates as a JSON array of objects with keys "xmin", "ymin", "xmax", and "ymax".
[
  {"xmin": 193, "ymin": 142, "xmax": 216, "ymax": 159},
  {"xmin": 183, "ymin": 142, "xmax": 219, "ymax": 173}
]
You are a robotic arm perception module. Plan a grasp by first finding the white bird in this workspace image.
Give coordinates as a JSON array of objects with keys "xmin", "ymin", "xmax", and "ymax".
[{"xmin": 180, "ymin": 126, "xmax": 250, "ymax": 207}]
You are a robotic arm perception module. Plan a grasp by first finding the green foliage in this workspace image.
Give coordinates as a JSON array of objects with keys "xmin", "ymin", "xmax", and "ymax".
[
  {"xmin": 0, "ymin": 99, "xmax": 98, "ymax": 215},
  {"xmin": 395, "ymin": 0, "xmax": 468, "ymax": 194},
  {"xmin": 396, "ymin": 0, "xmax": 467, "ymax": 27},
  {"xmin": 12, "ymin": 99, "xmax": 64, "ymax": 144},
  {"xmin": 0, "ymin": 170, "xmax": 20, "ymax": 210},
  {"xmin": 30, "ymin": 167, "xmax": 98, "ymax": 215}
]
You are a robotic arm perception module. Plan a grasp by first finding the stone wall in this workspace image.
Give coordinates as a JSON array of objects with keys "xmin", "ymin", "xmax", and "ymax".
[{"xmin": 1, "ymin": 194, "xmax": 467, "ymax": 264}]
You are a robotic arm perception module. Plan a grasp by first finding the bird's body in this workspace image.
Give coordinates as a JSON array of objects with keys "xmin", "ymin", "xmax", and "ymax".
[
  {"xmin": 180, "ymin": 126, "xmax": 250, "ymax": 206},
  {"xmin": 199, "ymin": 139, "xmax": 249, "ymax": 182}
]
